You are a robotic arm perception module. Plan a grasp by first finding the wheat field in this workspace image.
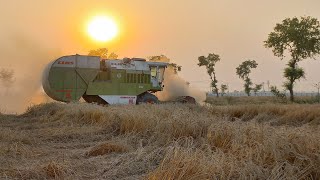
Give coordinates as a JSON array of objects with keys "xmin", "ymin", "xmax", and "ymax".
[{"xmin": 0, "ymin": 102, "xmax": 319, "ymax": 179}]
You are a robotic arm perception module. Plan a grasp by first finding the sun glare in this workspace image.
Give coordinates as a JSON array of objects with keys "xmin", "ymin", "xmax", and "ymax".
[{"xmin": 87, "ymin": 16, "xmax": 118, "ymax": 42}]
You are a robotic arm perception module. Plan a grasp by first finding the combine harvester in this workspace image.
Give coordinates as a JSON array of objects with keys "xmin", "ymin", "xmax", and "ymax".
[{"xmin": 42, "ymin": 55, "xmax": 195, "ymax": 105}]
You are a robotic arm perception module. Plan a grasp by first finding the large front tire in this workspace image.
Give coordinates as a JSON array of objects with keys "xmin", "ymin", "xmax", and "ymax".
[{"xmin": 136, "ymin": 92, "xmax": 159, "ymax": 104}]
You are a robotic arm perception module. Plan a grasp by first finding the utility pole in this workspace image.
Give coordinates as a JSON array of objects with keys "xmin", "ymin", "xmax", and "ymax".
[{"xmin": 313, "ymin": 82, "xmax": 320, "ymax": 103}]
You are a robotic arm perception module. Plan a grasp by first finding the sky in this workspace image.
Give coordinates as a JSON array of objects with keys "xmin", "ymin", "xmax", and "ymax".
[{"xmin": 1, "ymin": 0, "xmax": 320, "ymax": 93}]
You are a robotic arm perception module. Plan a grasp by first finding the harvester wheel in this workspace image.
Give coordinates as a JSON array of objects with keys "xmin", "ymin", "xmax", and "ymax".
[
  {"xmin": 137, "ymin": 93, "xmax": 159, "ymax": 104},
  {"xmin": 174, "ymin": 96, "xmax": 196, "ymax": 104}
]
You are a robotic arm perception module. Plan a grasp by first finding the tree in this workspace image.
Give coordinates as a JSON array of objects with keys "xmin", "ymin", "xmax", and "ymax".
[
  {"xmin": 270, "ymin": 86, "xmax": 286, "ymax": 101},
  {"xmin": 313, "ymin": 82, "xmax": 320, "ymax": 103},
  {"xmin": 148, "ymin": 55, "xmax": 181, "ymax": 74},
  {"xmin": 264, "ymin": 16, "xmax": 320, "ymax": 101},
  {"xmin": 198, "ymin": 53, "xmax": 220, "ymax": 97},
  {"xmin": 88, "ymin": 48, "xmax": 118, "ymax": 59},
  {"xmin": 236, "ymin": 60, "xmax": 258, "ymax": 96},
  {"xmin": 148, "ymin": 55, "xmax": 170, "ymax": 63},
  {"xmin": 220, "ymin": 84, "xmax": 228, "ymax": 96},
  {"xmin": 253, "ymin": 84, "xmax": 263, "ymax": 96}
]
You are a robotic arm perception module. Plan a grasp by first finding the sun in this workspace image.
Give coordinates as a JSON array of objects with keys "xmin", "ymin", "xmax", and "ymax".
[{"xmin": 87, "ymin": 16, "xmax": 118, "ymax": 42}]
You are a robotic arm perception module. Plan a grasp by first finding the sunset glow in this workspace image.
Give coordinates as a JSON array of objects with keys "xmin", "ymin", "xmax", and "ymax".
[{"xmin": 87, "ymin": 16, "xmax": 118, "ymax": 42}]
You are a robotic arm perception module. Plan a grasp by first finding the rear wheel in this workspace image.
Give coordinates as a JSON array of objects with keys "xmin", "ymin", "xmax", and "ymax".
[
  {"xmin": 136, "ymin": 92, "xmax": 159, "ymax": 104},
  {"xmin": 174, "ymin": 96, "xmax": 196, "ymax": 104}
]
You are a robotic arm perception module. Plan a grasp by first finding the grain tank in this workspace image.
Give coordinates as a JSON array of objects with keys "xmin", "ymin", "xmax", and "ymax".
[{"xmin": 42, "ymin": 55, "xmax": 168, "ymax": 104}]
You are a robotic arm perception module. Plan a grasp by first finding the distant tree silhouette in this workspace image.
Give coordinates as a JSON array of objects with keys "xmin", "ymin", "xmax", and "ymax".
[
  {"xmin": 220, "ymin": 84, "xmax": 228, "ymax": 96},
  {"xmin": 253, "ymin": 84, "xmax": 263, "ymax": 96},
  {"xmin": 270, "ymin": 86, "xmax": 286, "ymax": 101},
  {"xmin": 236, "ymin": 60, "xmax": 258, "ymax": 96},
  {"xmin": 88, "ymin": 48, "xmax": 118, "ymax": 59},
  {"xmin": 148, "ymin": 55, "xmax": 181, "ymax": 74},
  {"xmin": 148, "ymin": 55, "xmax": 170, "ymax": 62},
  {"xmin": 198, "ymin": 53, "xmax": 220, "ymax": 97}
]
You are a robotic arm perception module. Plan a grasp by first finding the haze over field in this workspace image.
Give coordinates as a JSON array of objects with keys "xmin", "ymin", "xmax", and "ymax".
[
  {"xmin": 1, "ymin": 2, "xmax": 320, "ymax": 178},
  {"xmin": 1, "ymin": 0, "xmax": 320, "ymax": 112}
]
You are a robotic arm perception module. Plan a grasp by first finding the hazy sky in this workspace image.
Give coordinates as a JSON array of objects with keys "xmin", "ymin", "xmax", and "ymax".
[{"xmin": 1, "ymin": 0, "xmax": 320, "ymax": 92}]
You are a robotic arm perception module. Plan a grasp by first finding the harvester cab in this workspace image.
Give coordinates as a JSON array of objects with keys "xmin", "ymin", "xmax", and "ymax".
[
  {"xmin": 42, "ymin": 55, "xmax": 168, "ymax": 105},
  {"xmin": 148, "ymin": 62, "xmax": 166, "ymax": 88}
]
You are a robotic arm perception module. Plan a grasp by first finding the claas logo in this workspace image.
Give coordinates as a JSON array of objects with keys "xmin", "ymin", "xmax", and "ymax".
[{"xmin": 58, "ymin": 61, "xmax": 74, "ymax": 65}]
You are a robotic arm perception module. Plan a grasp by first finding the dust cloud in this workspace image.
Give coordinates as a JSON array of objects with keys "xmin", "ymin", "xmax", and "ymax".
[
  {"xmin": 0, "ymin": 34, "xmax": 205, "ymax": 113},
  {"xmin": 0, "ymin": 35, "xmax": 58, "ymax": 114},
  {"xmin": 155, "ymin": 61, "xmax": 206, "ymax": 103}
]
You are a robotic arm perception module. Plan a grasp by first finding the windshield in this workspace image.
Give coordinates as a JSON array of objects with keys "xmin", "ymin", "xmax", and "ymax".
[
  {"xmin": 158, "ymin": 67, "xmax": 165, "ymax": 83},
  {"xmin": 150, "ymin": 67, "xmax": 157, "ymax": 77}
]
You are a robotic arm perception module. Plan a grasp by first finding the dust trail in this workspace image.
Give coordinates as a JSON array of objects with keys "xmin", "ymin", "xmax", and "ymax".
[
  {"xmin": 154, "ymin": 60, "xmax": 206, "ymax": 103},
  {"xmin": 0, "ymin": 35, "xmax": 58, "ymax": 113}
]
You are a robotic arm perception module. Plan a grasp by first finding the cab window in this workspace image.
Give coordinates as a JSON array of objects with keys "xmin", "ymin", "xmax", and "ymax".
[{"xmin": 150, "ymin": 67, "xmax": 157, "ymax": 77}]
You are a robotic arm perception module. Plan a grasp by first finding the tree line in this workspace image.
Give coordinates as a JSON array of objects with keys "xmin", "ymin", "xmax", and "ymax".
[{"xmin": 198, "ymin": 16, "xmax": 320, "ymax": 101}]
